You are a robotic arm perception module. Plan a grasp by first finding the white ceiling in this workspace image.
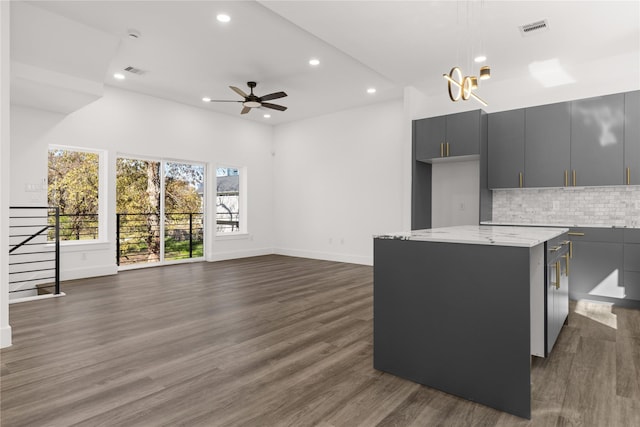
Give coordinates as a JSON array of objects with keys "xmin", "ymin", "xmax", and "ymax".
[{"xmin": 12, "ymin": 0, "xmax": 640, "ymax": 124}]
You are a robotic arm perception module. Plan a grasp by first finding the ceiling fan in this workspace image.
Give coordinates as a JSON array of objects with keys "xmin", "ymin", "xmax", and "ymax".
[{"xmin": 205, "ymin": 81, "xmax": 287, "ymax": 114}]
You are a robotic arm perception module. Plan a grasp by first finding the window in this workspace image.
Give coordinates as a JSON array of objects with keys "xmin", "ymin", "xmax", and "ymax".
[
  {"xmin": 48, "ymin": 147, "xmax": 101, "ymax": 241},
  {"xmin": 216, "ymin": 167, "xmax": 241, "ymax": 233}
]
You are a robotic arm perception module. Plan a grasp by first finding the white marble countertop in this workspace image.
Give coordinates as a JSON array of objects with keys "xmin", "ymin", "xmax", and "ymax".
[
  {"xmin": 480, "ymin": 221, "xmax": 634, "ymax": 229},
  {"xmin": 375, "ymin": 225, "xmax": 569, "ymax": 247}
]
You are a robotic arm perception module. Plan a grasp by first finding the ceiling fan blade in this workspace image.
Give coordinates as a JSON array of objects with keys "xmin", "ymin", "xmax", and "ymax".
[
  {"xmin": 261, "ymin": 102, "xmax": 287, "ymax": 111},
  {"xmin": 230, "ymin": 86, "xmax": 248, "ymax": 98},
  {"xmin": 259, "ymin": 91, "xmax": 287, "ymax": 102},
  {"xmin": 240, "ymin": 106, "xmax": 251, "ymax": 114}
]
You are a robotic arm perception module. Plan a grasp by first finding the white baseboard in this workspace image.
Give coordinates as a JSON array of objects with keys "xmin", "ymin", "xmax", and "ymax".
[
  {"xmin": 0, "ymin": 325, "xmax": 12, "ymax": 349},
  {"xmin": 61, "ymin": 264, "xmax": 118, "ymax": 281},
  {"xmin": 274, "ymin": 248, "xmax": 372, "ymax": 266},
  {"xmin": 208, "ymin": 247, "xmax": 275, "ymax": 262},
  {"xmin": 9, "ymin": 292, "xmax": 66, "ymax": 305}
]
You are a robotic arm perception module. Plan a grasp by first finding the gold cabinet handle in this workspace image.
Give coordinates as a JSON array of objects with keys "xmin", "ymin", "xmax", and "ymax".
[
  {"xmin": 561, "ymin": 240, "xmax": 573, "ymax": 258},
  {"xmin": 519, "ymin": 172, "xmax": 523, "ymax": 188},
  {"xmin": 553, "ymin": 261, "xmax": 561, "ymax": 289},
  {"xmin": 440, "ymin": 143, "xmax": 444, "ymax": 157},
  {"xmin": 567, "ymin": 232, "xmax": 584, "ymax": 236},
  {"xmin": 627, "ymin": 167, "xmax": 631, "ymax": 185},
  {"xmin": 446, "ymin": 142, "xmax": 450, "ymax": 157},
  {"xmin": 562, "ymin": 254, "xmax": 570, "ymax": 276},
  {"xmin": 572, "ymin": 170, "xmax": 576, "ymax": 186},
  {"xmin": 549, "ymin": 246, "xmax": 562, "ymax": 252},
  {"xmin": 564, "ymin": 170, "xmax": 569, "ymax": 187}
]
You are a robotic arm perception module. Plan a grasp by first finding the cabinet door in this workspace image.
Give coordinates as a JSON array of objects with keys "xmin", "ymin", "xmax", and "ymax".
[
  {"xmin": 415, "ymin": 116, "xmax": 446, "ymax": 161},
  {"xmin": 570, "ymin": 241, "xmax": 624, "ymax": 300},
  {"xmin": 488, "ymin": 109, "xmax": 525, "ymax": 188},
  {"xmin": 624, "ymin": 243, "xmax": 640, "ymax": 301},
  {"xmin": 625, "ymin": 91, "xmax": 640, "ymax": 185},
  {"xmin": 546, "ymin": 254, "xmax": 569, "ymax": 355},
  {"xmin": 525, "ymin": 102, "xmax": 571, "ymax": 187},
  {"xmin": 571, "ymin": 93, "xmax": 624, "ymax": 186},
  {"xmin": 446, "ymin": 110, "xmax": 480, "ymax": 156}
]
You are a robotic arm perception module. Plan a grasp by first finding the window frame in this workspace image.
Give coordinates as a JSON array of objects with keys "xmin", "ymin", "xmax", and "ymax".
[
  {"xmin": 215, "ymin": 165, "xmax": 247, "ymax": 237},
  {"xmin": 48, "ymin": 144, "xmax": 107, "ymax": 244}
]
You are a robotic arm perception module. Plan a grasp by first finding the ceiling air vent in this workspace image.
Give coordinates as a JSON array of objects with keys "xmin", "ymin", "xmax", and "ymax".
[
  {"xmin": 519, "ymin": 19, "xmax": 550, "ymax": 37},
  {"xmin": 124, "ymin": 66, "xmax": 146, "ymax": 75}
]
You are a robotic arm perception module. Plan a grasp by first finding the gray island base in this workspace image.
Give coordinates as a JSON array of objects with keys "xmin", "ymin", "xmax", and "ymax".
[{"xmin": 373, "ymin": 225, "xmax": 569, "ymax": 419}]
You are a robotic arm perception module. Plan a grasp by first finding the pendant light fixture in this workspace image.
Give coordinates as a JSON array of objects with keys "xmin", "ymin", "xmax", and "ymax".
[{"xmin": 443, "ymin": 0, "xmax": 491, "ymax": 106}]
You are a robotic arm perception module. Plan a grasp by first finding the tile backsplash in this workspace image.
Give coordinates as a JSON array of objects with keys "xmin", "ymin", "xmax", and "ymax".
[{"xmin": 492, "ymin": 186, "xmax": 640, "ymax": 227}]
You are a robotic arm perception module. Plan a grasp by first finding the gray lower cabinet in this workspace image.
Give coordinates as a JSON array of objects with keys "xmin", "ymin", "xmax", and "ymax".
[
  {"xmin": 569, "ymin": 228, "xmax": 625, "ymax": 302},
  {"xmin": 625, "ymin": 91, "xmax": 640, "ymax": 185},
  {"xmin": 525, "ymin": 102, "xmax": 571, "ymax": 188},
  {"xmin": 624, "ymin": 228, "xmax": 640, "ymax": 300},
  {"xmin": 488, "ymin": 109, "xmax": 525, "ymax": 189},
  {"xmin": 374, "ymin": 238, "xmax": 533, "ymax": 419},
  {"xmin": 571, "ymin": 93, "xmax": 625, "ymax": 186},
  {"xmin": 546, "ymin": 238, "xmax": 569, "ymax": 355}
]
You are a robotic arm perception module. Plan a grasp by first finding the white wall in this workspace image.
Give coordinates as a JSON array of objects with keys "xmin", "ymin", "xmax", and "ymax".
[
  {"xmin": 1, "ymin": 0, "xmax": 12, "ymax": 348},
  {"xmin": 10, "ymin": 87, "xmax": 275, "ymax": 280},
  {"xmin": 273, "ymin": 100, "xmax": 404, "ymax": 265},
  {"xmin": 431, "ymin": 159, "xmax": 480, "ymax": 228}
]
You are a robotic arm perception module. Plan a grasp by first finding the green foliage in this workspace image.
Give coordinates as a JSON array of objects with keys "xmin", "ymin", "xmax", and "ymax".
[
  {"xmin": 116, "ymin": 159, "xmax": 204, "ymax": 263},
  {"xmin": 48, "ymin": 149, "xmax": 99, "ymax": 240}
]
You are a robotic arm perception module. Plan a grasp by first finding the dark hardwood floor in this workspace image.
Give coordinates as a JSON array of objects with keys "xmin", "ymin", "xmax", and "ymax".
[{"xmin": 1, "ymin": 255, "xmax": 639, "ymax": 426}]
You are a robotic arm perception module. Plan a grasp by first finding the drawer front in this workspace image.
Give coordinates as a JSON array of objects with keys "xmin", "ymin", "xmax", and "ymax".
[
  {"xmin": 623, "ymin": 271, "xmax": 640, "ymax": 300},
  {"xmin": 624, "ymin": 244, "xmax": 640, "ymax": 271},
  {"xmin": 624, "ymin": 229, "xmax": 640, "ymax": 243},
  {"xmin": 568, "ymin": 228, "xmax": 624, "ymax": 243}
]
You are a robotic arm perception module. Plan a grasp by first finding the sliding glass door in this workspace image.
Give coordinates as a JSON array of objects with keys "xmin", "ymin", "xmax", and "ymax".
[{"xmin": 116, "ymin": 157, "xmax": 204, "ymax": 267}]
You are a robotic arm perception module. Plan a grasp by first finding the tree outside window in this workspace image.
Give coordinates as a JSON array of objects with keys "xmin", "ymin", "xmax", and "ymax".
[{"xmin": 48, "ymin": 147, "xmax": 100, "ymax": 241}]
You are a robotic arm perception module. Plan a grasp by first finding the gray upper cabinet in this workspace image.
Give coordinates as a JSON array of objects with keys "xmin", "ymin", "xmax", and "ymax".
[
  {"xmin": 625, "ymin": 91, "xmax": 640, "ymax": 185},
  {"xmin": 415, "ymin": 116, "xmax": 446, "ymax": 161},
  {"xmin": 414, "ymin": 110, "xmax": 480, "ymax": 161},
  {"xmin": 446, "ymin": 110, "xmax": 481, "ymax": 157},
  {"xmin": 571, "ymin": 93, "xmax": 625, "ymax": 186},
  {"xmin": 525, "ymin": 102, "xmax": 571, "ymax": 188},
  {"xmin": 488, "ymin": 109, "xmax": 525, "ymax": 189}
]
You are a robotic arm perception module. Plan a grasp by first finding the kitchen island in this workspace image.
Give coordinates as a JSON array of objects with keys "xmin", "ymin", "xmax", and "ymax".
[{"xmin": 373, "ymin": 225, "xmax": 569, "ymax": 419}]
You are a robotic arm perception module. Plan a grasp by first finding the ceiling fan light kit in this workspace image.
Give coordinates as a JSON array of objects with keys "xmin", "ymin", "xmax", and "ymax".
[{"xmin": 206, "ymin": 81, "xmax": 287, "ymax": 115}]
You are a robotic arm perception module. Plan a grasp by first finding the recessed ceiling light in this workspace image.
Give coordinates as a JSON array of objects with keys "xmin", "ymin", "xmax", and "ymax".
[
  {"xmin": 367, "ymin": 88, "xmax": 377, "ymax": 94},
  {"xmin": 474, "ymin": 55, "xmax": 487, "ymax": 63},
  {"xmin": 127, "ymin": 29, "xmax": 141, "ymax": 40},
  {"xmin": 113, "ymin": 73, "xmax": 125, "ymax": 80},
  {"xmin": 216, "ymin": 13, "xmax": 231, "ymax": 23},
  {"xmin": 263, "ymin": 114, "xmax": 271, "ymax": 119},
  {"xmin": 309, "ymin": 58, "xmax": 320, "ymax": 66},
  {"xmin": 202, "ymin": 97, "xmax": 211, "ymax": 102}
]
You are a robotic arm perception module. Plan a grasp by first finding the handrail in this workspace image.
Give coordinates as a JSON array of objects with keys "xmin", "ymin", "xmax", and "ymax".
[
  {"xmin": 9, "ymin": 226, "xmax": 50, "ymax": 254},
  {"xmin": 9, "ymin": 207, "xmax": 61, "ymax": 295}
]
